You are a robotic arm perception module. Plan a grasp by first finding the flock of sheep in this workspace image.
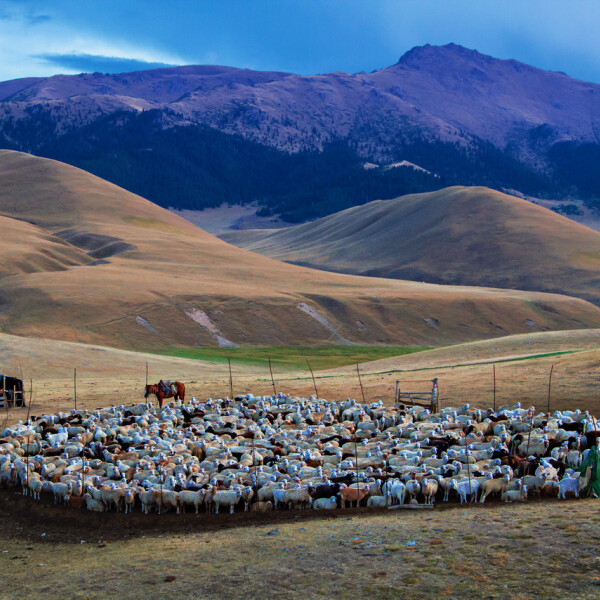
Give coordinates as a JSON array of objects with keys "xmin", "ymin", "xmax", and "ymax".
[{"xmin": 0, "ymin": 393, "xmax": 598, "ymax": 515}]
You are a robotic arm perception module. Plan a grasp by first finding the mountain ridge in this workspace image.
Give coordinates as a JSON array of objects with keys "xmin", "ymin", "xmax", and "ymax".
[{"xmin": 2, "ymin": 44, "xmax": 600, "ymax": 219}]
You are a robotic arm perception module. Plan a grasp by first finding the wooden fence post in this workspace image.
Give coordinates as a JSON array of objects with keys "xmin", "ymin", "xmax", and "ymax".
[
  {"xmin": 228, "ymin": 357, "xmax": 233, "ymax": 399},
  {"xmin": 74, "ymin": 368, "xmax": 77, "ymax": 410},
  {"xmin": 547, "ymin": 364, "xmax": 555, "ymax": 415},
  {"xmin": 493, "ymin": 364, "xmax": 496, "ymax": 411},
  {"xmin": 268, "ymin": 358, "xmax": 277, "ymax": 396},
  {"xmin": 306, "ymin": 359, "xmax": 319, "ymax": 398},
  {"xmin": 356, "ymin": 363, "xmax": 366, "ymax": 404},
  {"xmin": 26, "ymin": 379, "xmax": 32, "ymax": 424}
]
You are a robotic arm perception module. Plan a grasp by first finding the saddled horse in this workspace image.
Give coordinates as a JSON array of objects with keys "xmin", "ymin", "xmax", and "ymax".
[{"xmin": 144, "ymin": 381, "xmax": 185, "ymax": 408}]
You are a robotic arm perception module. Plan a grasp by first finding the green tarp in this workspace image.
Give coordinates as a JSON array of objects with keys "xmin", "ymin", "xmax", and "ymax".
[{"xmin": 575, "ymin": 444, "xmax": 600, "ymax": 498}]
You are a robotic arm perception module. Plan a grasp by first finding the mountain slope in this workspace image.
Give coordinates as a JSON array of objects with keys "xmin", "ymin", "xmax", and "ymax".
[
  {"xmin": 2, "ymin": 152, "xmax": 600, "ymax": 350},
  {"xmin": 221, "ymin": 186, "xmax": 600, "ymax": 304},
  {"xmin": 1, "ymin": 44, "xmax": 600, "ymax": 219}
]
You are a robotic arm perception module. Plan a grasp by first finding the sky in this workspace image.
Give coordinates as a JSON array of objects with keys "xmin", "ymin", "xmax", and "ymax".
[{"xmin": 0, "ymin": 0, "xmax": 599, "ymax": 83}]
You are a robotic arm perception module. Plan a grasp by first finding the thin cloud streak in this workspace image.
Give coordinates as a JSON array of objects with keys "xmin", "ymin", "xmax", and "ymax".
[{"xmin": 34, "ymin": 53, "xmax": 179, "ymax": 74}]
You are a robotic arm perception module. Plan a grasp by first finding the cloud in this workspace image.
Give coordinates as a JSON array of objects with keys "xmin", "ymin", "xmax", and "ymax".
[{"xmin": 34, "ymin": 52, "xmax": 178, "ymax": 74}]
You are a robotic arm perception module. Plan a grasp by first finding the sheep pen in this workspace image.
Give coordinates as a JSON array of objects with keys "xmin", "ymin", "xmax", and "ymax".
[
  {"xmin": 0, "ymin": 393, "xmax": 599, "ymax": 599},
  {"xmin": 1, "ymin": 394, "xmax": 598, "ymax": 516}
]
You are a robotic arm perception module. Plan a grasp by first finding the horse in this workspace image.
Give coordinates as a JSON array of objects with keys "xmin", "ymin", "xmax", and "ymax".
[{"xmin": 144, "ymin": 381, "xmax": 185, "ymax": 408}]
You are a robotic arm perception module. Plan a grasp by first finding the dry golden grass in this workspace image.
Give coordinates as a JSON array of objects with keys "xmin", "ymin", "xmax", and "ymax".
[
  {"xmin": 0, "ymin": 495, "xmax": 597, "ymax": 600},
  {"xmin": 2, "ymin": 328, "xmax": 600, "ymax": 420},
  {"xmin": 222, "ymin": 186, "xmax": 600, "ymax": 304},
  {"xmin": 1, "ymin": 329, "xmax": 599, "ymax": 599},
  {"xmin": 1, "ymin": 152, "xmax": 600, "ymax": 353}
]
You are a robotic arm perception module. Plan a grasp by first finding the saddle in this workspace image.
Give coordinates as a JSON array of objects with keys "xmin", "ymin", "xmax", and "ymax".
[{"xmin": 162, "ymin": 381, "xmax": 177, "ymax": 395}]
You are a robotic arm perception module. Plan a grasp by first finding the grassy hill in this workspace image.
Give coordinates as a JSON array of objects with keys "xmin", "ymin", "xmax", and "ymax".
[
  {"xmin": 2, "ymin": 153, "xmax": 600, "ymax": 352},
  {"xmin": 221, "ymin": 186, "xmax": 600, "ymax": 304}
]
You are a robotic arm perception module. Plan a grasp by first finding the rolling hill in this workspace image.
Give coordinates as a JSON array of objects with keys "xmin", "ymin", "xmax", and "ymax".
[
  {"xmin": 2, "ymin": 152, "xmax": 600, "ymax": 351},
  {"xmin": 221, "ymin": 186, "xmax": 600, "ymax": 304}
]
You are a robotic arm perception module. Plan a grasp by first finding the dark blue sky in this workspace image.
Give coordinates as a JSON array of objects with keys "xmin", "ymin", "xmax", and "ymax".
[{"xmin": 1, "ymin": 0, "xmax": 599, "ymax": 82}]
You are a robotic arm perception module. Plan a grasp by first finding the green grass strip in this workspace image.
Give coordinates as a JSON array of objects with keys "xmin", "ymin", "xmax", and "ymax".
[{"xmin": 154, "ymin": 345, "xmax": 432, "ymax": 371}]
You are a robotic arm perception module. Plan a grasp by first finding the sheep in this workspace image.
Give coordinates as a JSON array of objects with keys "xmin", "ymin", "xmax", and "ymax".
[
  {"xmin": 556, "ymin": 474, "xmax": 580, "ymax": 499},
  {"xmin": 241, "ymin": 486, "xmax": 255, "ymax": 511},
  {"xmin": 283, "ymin": 487, "xmax": 312, "ymax": 510},
  {"xmin": 452, "ymin": 479, "xmax": 480, "ymax": 504},
  {"xmin": 313, "ymin": 496, "xmax": 338, "ymax": 510},
  {"xmin": 420, "ymin": 478, "xmax": 439, "ymax": 504},
  {"xmin": 405, "ymin": 479, "xmax": 421, "ymax": 502},
  {"xmin": 501, "ymin": 485, "xmax": 528, "ymax": 502},
  {"xmin": 213, "ymin": 489, "xmax": 242, "ymax": 514},
  {"xmin": 82, "ymin": 493, "xmax": 105, "ymax": 512},
  {"xmin": 339, "ymin": 486, "xmax": 369, "ymax": 508},
  {"xmin": 251, "ymin": 500, "xmax": 274, "ymax": 512},
  {"xmin": 179, "ymin": 489, "xmax": 205, "ymax": 515},
  {"xmin": 390, "ymin": 481, "xmax": 406, "ymax": 505},
  {"xmin": 139, "ymin": 489, "xmax": 156, "ymax": 514},
  {"xmin": 366, "ymin": 494, "xmax": 393, "ymax": 507},
  {"xmin": 521, "ymin": 475, "xmax": 547, "ymax": 497},
  {"xmin": 51, "ymin": 481, "xmax": 72, "ymax": 504},
  {"xmin": 153, "ymin": 489, "xmax": 180, "ymax": 514},
  {"xmin": 480, "ymin": 475, "xmax": 510, "ymax": 503},
  {"xmin": 28, "ymin": 477, "xmax": 43, "ymax": 500},
  {"xmin": 0, "ymin": 395, "xmax": 594, "ymax": 520}
]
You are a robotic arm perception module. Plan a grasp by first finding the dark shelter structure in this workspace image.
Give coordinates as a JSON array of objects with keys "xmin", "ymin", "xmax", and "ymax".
[{"xmin": 0, "ymin": 375, "xmax": 24, "ymax": 408}]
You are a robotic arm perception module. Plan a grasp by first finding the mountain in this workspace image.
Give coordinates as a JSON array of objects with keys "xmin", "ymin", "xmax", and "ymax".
[
  {"xmin": 1, "ymin": 44, "xmax": 600, "ymax": 221},
  {"xmin": 2, "ymin": 151, "xmax": 600, "ymax": 350},
  {"xmin": 221, "ymin": 186, "xmax": 600, "ymax": 304}
]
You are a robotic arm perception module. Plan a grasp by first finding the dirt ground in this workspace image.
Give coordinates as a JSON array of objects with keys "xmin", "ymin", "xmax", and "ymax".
[
  {"xmin": 0, "ymin": 489, "xmax": 598, "ymax": 600},
  {"xmin": 2, "ymin": 329, "xmax": 600, "ymax": 598}
]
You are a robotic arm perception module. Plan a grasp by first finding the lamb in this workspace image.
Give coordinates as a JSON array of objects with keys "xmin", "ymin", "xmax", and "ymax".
[
  {"xmin": 501, "ymin": 485, "xmax": 528, "ymax": 502},
  {"xmin": 313, "ymin": 496, "xmax": 338, "ymax": 510},
  {"xmin": 213, "ymin": 489, "xmax": 242, "ymax": 514}
]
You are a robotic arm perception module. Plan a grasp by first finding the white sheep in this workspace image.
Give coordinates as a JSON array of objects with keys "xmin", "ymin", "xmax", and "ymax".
[
  {"xmin": 313, "ymin": 496, "xmax": 338, "ymax": 510},
  {"xmin": 452, "ymin": 479, "xmax": 480, "ymax": 503},
  {"xmin": 501, "ymin": 485, "xmax": 528, "ymax": 502},
  {"xmin": 420, "ymin": 478, "xmax": 439, "ymax": 504},
  {"xmin": 179, "ymin": 489, "xmax": 205, "ymax": 515},
  {"xmin": 556, "ymin": 474, "xmax": 580, "ymax": 499},
  {"xmin": 82, "ymin": 493, "xmax": 105, "ymax": 512},
  {"xmin": 213, "ymin": 489, "xmax": 242, "ymax": 514}
]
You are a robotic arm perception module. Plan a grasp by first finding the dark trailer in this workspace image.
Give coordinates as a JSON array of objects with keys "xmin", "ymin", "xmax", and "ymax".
[{"xmin": 0, "ymin": 375, "xmax": 25, "ymax": 408}]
